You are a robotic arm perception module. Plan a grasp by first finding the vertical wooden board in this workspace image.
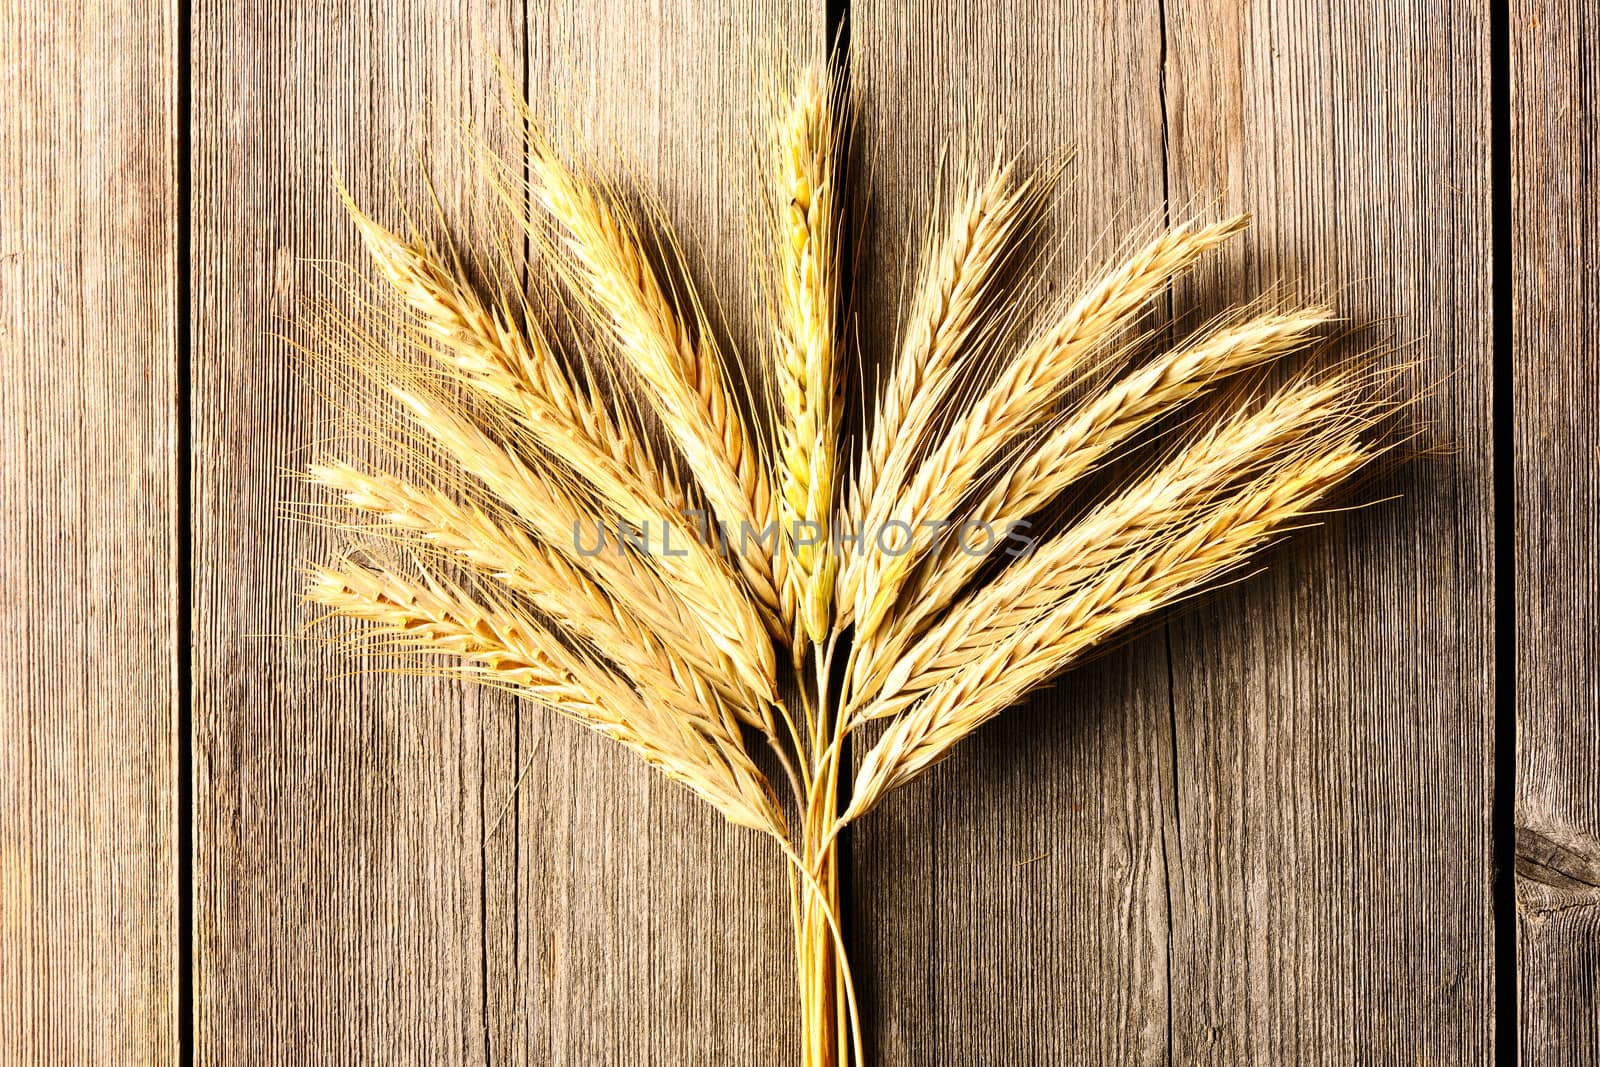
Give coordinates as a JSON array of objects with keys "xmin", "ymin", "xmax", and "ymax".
[
  {"xmin": 191, "ymin": 2, "xmax": 522, "ymax": 1063},
  {"xmin": 1162, "ymin": 1, "xmax": 1493, "ymax": 1062},
  {"xmin": 848, "ymin": 6, "xmax": 1177, "ymax": 1063},
  {"xmin": 0, "ymin": 2, "xmax": 177, "ymax": 1063},
  {"xmin": 511, "ymin": 4, "xmax": 823, "ymax": 1063},
  {"xmin": 1513, "ymin": 0, "xmax": 1600, "ymax": 1060}
]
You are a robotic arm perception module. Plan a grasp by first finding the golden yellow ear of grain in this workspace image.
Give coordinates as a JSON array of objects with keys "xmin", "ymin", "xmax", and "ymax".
[
  {"xmin": 854, "ymin": 371, "xmax": 1374, "ymax": 717},
  {"xmin": 771, "ymin": 67, "xmax": 843, "ymax": 646},
  {"xmin": 505, "ymin": 122, "xmax": 782, "ymax": 625},
  {"xmin": 842, "ymin": 444, "xmax": 1372, "ymax": 823},
  {"xmin": 842, "ymin": 154, "xmax": 1034, "ymax": 627},
  {"xmin": 339, "ymin": 188, "xmax": 688, "ymax": 516},
  {"xmin": 307, "ymin": 459, "xmax": 769, "ymax": 731},
  {"xmin": 301, "ymin": 270, "xmax": 782, "ymax": 699},
  {"xmin": 306, "ymin": 561, "xmax": 786, "ymax": 837},
  {"xmin": 856, "ymin": 306, "xmax": 1334, "ymax": 683},
  {"xmin": 384, "ymin": 382, "xmax": 782, "ymax": 701},
  {"xmin": 840, "ymin": 216, "xmax": 1249, "ymax": 648}
]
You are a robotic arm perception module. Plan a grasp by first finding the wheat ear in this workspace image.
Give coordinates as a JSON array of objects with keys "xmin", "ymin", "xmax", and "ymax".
[
  {"xmin": 384, "ymin": 381, "xmax": 781, "ymax": 703},
  {"xmin": 852, "ymin": 372, "xmax": 1372, "ymax": 711},
  {"xmin": 339, "ymin": 190, "xmax": 687, "ymax": 513},
  {"xmin": 505, "ymin": 120, "xmax": 781, "ymax": 621},
  {"xmin": 847, "ymin": 155, "xmax": 1034, "ymax": 554},
  {"xmin": 843, "ymin": 444, "xmax": 1371, "ymax": 822},
  {"xmin": 770, "ymin": 67, "xmax": 844, "ymax": 646},
  {"xmin": 300, "ymin": 290, "xmax": 782, "ymax": 704},
  {"xmin": 862, "ymin": 307, "xmax": 1332, "ymax": 678},
  {"xmin": 841, "ymin": 216, "xmax": 1249, "ymax": 645},
  {"xmin": 352, "ymin": 220, "xmax": 735, "ymax": 634},
  {"xmin": 307, "ymin": 460, "xmax": 771, "ymax": 728},
  {"xmin": 307, "ymin": 561, "xmax": 785, "ymax": 836}
]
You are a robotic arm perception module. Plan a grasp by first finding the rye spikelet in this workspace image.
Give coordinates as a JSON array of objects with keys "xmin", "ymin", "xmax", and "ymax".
[
  {"xmin": 857, "ymin": 306, "xmax": 1334, "ymax": 680},
  {"xmin": 843, "ymin": 154, "xmax": 1036, "ymax": 587},
  {"xmin": 842, "ymin": 445, "xmax": 1372, "ymax": 822},
  {"xmin": 339, "ymin": 189, "xmax": 687, "ymax": 513},
  {"xmin": 508, "ymin": 116, "xmax": 782, "ymax": 625},
  {"xmin": 383, "ymin": 377, "xmax": 779, "ymax": 705},
  {"xmin": 307, "ymin": 460, "xmax": 767, "ymax": 727},
  {"xmin": 298, "ymin": 65, "xmax": 1408, "ymax": 1067},
  {"xmin": 770, "ymin": 66, "xmax": 844, "ymax": 646},
  {"xmin": 851, "ymin": 370, "xmax": 1382, "ymax": 713},
  {"xmin": 839, "ymin": 215, "xmax": 1249, "ymax": 644},
  {"xmin": 307, "ymin": 561, "xmax": 784, "ymax": 835}
]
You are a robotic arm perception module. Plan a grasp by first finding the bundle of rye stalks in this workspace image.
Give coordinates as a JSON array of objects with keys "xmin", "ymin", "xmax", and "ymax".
[{"xmin": 298, "ymin": 62, "xmax": 1400, "ymax": 1066}]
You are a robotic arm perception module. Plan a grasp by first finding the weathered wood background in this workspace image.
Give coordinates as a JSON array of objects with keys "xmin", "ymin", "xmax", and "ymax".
[{"xmin": 0, "ymin": 0, "xmax": 1593, "ymax": 1063}]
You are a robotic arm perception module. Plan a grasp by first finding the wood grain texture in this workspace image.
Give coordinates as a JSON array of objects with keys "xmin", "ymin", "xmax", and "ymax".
[
  {"xmin": 191, "ymin": 3, "xmax": 523, "ymax": 1062},
  {"xmin": 0, "ymin": 2, "xmax": 178, "ymax": 1063},
  {"xmin": 1513, "ymin": 0, "xmax": 1600, "ymax": 1061},
  {"xmin": 1162, "ymin": 1, "xmax": 1494, "ymax": 1061},
  {"xmin": 849, "ymin": 2, "xmax": 1494, "ymax": 1063}
]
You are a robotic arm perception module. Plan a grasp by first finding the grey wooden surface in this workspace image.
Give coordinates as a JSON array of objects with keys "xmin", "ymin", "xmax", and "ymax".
[
  {"xmin": 190, "ymin": 2, "xmax": 818, "ymax": 1064},
  {"xmin": 1513, "ymin": 0, "xmax": 1600, "ymax": 1062},
  {"xmin": 848, "ymin": 3, "xmax": 1495, "ymax": 1063},
  {"xmin": 190, "ymin": 3, "xmax": 524, "ymax": 1061},
  {"xmin": 1161, "ymin": 1, "xmax": 1496, "ymax": 1060},
  {"xmin": 2, "ymin": 0, "xmax": 1595, "ymax": 1063},
  {"xmin": 0, "ymin": 0, "xmax": 178, "ymax": 1062}
]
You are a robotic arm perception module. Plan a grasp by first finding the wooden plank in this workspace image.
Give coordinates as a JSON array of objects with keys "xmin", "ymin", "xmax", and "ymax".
[
  {"xmin": 0, "ymin": 1, "xmax": 178, "ymax": 1062},
  {"xmin": 847, "ymin": 6, "xmax": 1177, "ymax": 1062},
  {"xmin": 191, "ymin": 3, "xmax": 523, "ymax": 1062},
  {"xmin": 510, "ymin": 5, "xmax": 822, "ymax": 1063},
  {"xmin": 193, "ymin": 1, "xmax": 827, "ymax": 1062},
  {"xmin": 1513, "ymin": 0, "xmax": 1600, "ymax": 1059},
  {"xmin": 850, "ymin": 2, "xmax": 1494, "ymax": 1063},
  {"xmin": 1161, "ymin": 2, "xmax": 1494, "ymax": 1061}
]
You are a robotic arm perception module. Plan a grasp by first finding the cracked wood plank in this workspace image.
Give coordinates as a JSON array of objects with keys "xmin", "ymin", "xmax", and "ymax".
[
  {"xmin": 850, "ymin": 2, "xmax": 1494, "ymax": 1063},
  {"xmin": 1514, "ymin": 0, "xmax": 1600, "ymax": 1060},
  {"xmin": 191, "ymin": 3, "xmax": 523, "ymax": 1062},
  {"xmin": 1162, "ymin": 2, "xmax": 1494, "ymax": 1061}
]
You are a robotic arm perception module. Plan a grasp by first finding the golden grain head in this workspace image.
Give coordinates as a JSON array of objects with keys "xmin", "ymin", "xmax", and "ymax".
[
  {"xmin": 299, "ymin": 63, "xmax": 1404, "ymax": 1066},
  {"xmin": 770, "ymin": 65, "xmax": 844, "ymax": 647},
  {"xmin": 306, "ymin": 111, "xmax": 1392, "ymax": 827}
]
